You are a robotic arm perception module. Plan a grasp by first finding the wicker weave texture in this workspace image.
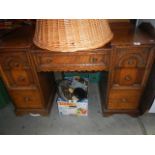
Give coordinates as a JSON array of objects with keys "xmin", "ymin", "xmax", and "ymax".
[{"xmin": 33, "ymin": 19, "xmax": 113, "ymax": 52}]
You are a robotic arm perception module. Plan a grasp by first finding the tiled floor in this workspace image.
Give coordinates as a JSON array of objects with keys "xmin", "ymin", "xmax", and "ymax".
[{"xmin": 0, "ymin": 83, "xmax": 155, "ymax": 135}]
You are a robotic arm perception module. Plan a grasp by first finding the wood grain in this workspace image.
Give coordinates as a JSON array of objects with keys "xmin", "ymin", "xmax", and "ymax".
[{"xmin": 0, "ymin": 22, "xmax": 154, "ymax": 116}]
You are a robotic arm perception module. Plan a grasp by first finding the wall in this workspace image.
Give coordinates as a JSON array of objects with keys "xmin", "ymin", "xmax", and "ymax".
[
  {"xmin": 137, "ymin": 19, "xmax": 155, "ymax": 27},
  {"xmin": 149, "ymin": 99, "xmax": 155, "ymax": 113}
]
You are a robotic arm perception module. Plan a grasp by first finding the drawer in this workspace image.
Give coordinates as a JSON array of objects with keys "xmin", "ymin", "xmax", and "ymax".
[
  {"xmin": 115, "ymin": 47, "xmax": 151, "ymax": 68},
  {"xmin": 0, "ymin": 52, "xmax": 36, "ymax": 88},
  {"xmin": 10, "ymin": 89, "xmax": 43, "ymax": 109},
  {"xmin": 113, "ymin": 68, "xmax": 145, "ymax": 87},
  {"xmin": 33, "ymin": 51, "xmax": 110, "ymax": 71},
  {"xmin": 108, "ymin": 89, "xmax": 141, "ymax": 110}
]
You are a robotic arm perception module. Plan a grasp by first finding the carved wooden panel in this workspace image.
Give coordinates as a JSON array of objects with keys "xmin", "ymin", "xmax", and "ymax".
[
  {"xmin": 107, "ymin": 46, "xmax": 154, "ymax": 113},
  {"xmin": 33, "ymin": 51, "xmax": 110, "ymax": 72},
  {"xmin": 115, "ymin": 47, "xmax": 150, "ymax": 68},
  {"xmin": 0, "ymin": 52, "xmax": 36, "ymax": 88},
  {"xmin": 111, "ymin": 46, "xmax": 152, "ymax": 88}
]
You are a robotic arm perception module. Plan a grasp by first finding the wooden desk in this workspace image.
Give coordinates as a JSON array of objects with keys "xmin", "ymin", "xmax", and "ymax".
[{"xmin": 0, "ymin": 22, "xmax": 154, "ymax": 116}]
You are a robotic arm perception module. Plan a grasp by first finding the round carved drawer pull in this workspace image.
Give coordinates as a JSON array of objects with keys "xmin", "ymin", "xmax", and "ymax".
[
  {"xmin": 124, "ymin": 75, "xmax": 131, "ymax": 81},
  {"xmin": 121, "ymin": 98, "xmax": 127, "ymax": 103},
  {"xmin": 24, "ymin": 96, "xmax": 31, "ymax": 102},
  {"xmin": 18, "ymin": 76, "xmax": 25, "ymax": 82},
  {"xmin": 46, "ymin": 59, "xmax": 52, "ymax": 63}
]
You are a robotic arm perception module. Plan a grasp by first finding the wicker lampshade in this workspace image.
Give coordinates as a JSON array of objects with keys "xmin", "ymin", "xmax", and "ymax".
[{"xmin": 33, "ymin": 19, "xmax": 113, "ymax": 52}]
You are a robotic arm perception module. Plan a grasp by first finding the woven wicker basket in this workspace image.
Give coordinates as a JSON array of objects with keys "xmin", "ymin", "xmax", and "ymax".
[{"xmin": 33, "ymin": 19, "xmax": 113, "ymax": 52}]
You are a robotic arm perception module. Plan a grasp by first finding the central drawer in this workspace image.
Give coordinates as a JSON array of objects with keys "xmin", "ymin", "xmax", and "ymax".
[{"xmin": 33, "ymin": 50, "xmax": 111, "ymax": 72}]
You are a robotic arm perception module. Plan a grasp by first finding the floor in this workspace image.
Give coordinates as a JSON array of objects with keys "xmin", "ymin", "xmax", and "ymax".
[{"xmin": 0, "ymin": 83, "xmax": 155, "ymax": 135}]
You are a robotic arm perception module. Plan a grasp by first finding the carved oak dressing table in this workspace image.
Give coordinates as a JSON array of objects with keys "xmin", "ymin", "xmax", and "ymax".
[{"xmin": 0, "ymin": 22, "xmax": 154, "ymax": 116}]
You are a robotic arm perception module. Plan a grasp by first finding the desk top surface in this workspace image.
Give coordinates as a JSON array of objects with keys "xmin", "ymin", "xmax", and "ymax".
[{"xmin": 0, "ymin": 22, "xmax": 155, "ymax": 50}]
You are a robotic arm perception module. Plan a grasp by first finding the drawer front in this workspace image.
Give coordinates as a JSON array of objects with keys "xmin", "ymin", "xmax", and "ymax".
[
  {"xmin": 10, "ymin": 89, "xmax": 43, "ymax": 108},
  {"xmin": 115, "ymin": 47, "xmax": 150, "ymax": 68},
  {"xmin": 108, "ymin": 89, "xmax": 141, "ymax": 110},
  {"xmin": 34, "ymin": 51, "xmax": 110, "ymax": 71},
  {"xmin": 113, "ymin": 68, "xmax": 145, "ymax": 87},
  {"xmin": 0, "ymin": 52, "xmax": 36, "ymax": 88}
]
